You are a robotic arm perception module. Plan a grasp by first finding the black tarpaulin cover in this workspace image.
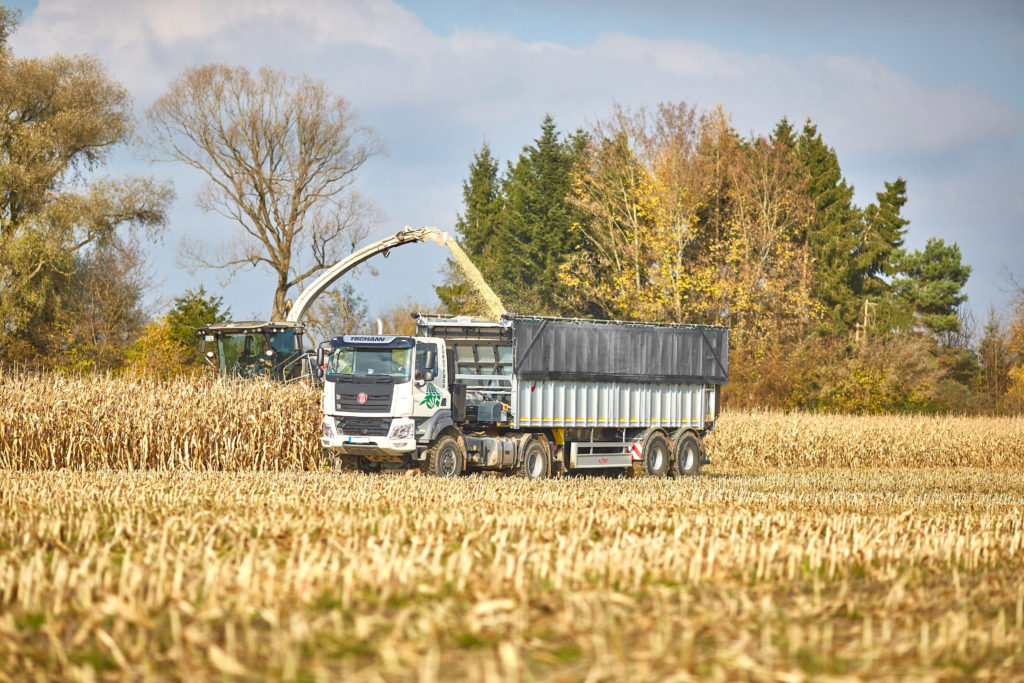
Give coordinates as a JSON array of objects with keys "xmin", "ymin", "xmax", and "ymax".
[{"xmin": 511, "ymin": 316, "xmax": 729, "ymax": 385}]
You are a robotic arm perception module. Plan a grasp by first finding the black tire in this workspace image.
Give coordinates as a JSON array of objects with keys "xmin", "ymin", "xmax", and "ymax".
[
  {"xmin": 425, "ymin": 434, "xmax": 465, "ymax": 478},
  {"xmin": 518, "ymin": 438, "xmax": 551, "ymax": 480},
  {"xmin": 640, "ymin": 433, "xmax": 670, "ymax": 477},
  {"xmin": 672, "ymin": 432, "xmax": 702, "ymax": 477}
]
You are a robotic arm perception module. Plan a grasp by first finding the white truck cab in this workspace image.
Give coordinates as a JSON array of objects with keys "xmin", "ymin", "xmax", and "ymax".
[{"xmin": 319, "ymin": 334, "xmax": 456, "ymax": 466}]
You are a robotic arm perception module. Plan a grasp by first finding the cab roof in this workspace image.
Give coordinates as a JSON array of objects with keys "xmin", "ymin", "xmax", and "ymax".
[{"xmin": 196, "ymin": 321, "xmax": 304, "ymax": 336}]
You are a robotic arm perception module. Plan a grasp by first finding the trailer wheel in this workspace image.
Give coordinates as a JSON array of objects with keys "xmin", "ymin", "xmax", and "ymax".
[
  {"xmin": 518, "ymin": 438, "xmax": 551, "ymax": 480},
  {"xmin": 640, "ymin": 433, "xmax": 670, "ymax": 477},
  {"xmin": 672, "ymin": 432, "xmax": 702, "ymax": 477},
  {"xmin": 425, "ymin": 434, "xmax": 465, "ymax": 478}
]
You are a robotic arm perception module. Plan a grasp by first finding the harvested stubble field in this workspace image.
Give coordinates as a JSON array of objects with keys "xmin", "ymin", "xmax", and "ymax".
[{"xmin": 2, "ymin": 373, "xmax": 1024, "ymax": 680}]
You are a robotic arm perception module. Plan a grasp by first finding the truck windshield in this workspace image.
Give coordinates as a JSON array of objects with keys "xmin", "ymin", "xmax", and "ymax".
[{"xmin": 327, "ymin": 346, "xmax": 412, "ymax": 381}]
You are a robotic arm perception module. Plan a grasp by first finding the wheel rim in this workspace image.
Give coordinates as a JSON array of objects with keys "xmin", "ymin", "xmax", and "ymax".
[
  {"xmin": 527, "ymin": 449, "xmax": 544, "ymax": 478},
  {"xmin": 651, "ymin": 444, "xmax": 665, "ymax": 472},
  {"xmin": 438, "ymin": 447, "xmax": 458, "ymax": 476},
  {"xmin": 683, "ymin": 444, "xmax": 695, "ymax": 471}
]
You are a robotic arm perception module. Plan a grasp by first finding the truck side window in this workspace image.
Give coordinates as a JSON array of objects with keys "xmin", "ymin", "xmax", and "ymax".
[{"xmin": 416, "ymin": 343, "xmax": 439, "ymax": 381}]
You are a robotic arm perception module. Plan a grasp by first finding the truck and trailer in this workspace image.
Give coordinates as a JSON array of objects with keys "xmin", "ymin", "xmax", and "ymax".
[{"xmin": 319, "ymin": 313, "xmax": 728, "ymax": 478}]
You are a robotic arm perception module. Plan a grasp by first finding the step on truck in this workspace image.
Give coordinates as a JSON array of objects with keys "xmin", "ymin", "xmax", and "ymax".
[{"xmin": 319, "ymin": 314, "xmax": 728, "ymax": 477}]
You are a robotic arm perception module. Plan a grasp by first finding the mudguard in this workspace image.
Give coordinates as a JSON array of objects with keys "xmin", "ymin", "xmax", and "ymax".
[{"xmin": 416, "ymin": 410, "xmax": 454, "ymax": 444}]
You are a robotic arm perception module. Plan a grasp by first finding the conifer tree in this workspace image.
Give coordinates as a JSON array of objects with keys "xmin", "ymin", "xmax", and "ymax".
[
  {"xmin": 435, "ymin": 142, "xmax": 504, "ymax": 313},
  {"xmin": 796, "ymin": 121, "xmax": 863, "ymax": 334},
  {"xmin": 457, "ymin": 142, "xmax": 504, "ymax": 259},
  {"xmin": 166, "ymin": 287, "xmax": 231, "ymax": 365},
  {"xmin": 891, "ymin": 237, "xmax": 971, "ymax": 336},
  {"xmin": 858, "ymin": 178, "xmax": 909, "ymax": 296},
  {"xmin": 499, "ymin": 116, "xmax": 588, "ymax": 312},
  {"xmin": 770, "ymin": 117, "xmax": 797, "ymax": 148}
]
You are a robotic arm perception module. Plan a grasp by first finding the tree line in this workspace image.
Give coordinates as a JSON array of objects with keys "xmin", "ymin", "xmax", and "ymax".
[
  {"xmin": 1, "ymin": 4, "xmax": 1021, "ymax": 412},
  {"xmin": 438, "ymin": 108, "xmax": 1024, "ymax": 413}
]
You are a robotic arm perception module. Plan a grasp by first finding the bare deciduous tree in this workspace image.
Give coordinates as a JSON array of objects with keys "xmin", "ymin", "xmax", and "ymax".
[{"xmin": 145, "ymin": 65, "xmax": 384, "ymax": 319}]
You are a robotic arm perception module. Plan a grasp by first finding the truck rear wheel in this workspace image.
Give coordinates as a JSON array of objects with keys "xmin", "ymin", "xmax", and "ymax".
[
  {"xmin": 640, "ymin": 433, "xmax": 670, "ymax": 477},
  {"xmin": 425, "ymin": 434, "xmax": 465, "ymax": 478},
  {"xmin": 672, "ymin": 432, "xmax": 702, "ymax": 477},
  {"xmin": 518, "ymin": 438, "xmax": 551, "ymax": 480}
]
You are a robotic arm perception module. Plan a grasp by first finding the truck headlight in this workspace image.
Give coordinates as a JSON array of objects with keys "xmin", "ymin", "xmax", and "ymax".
[
  {"xmin": 322, "ymin": 418, "xmax": 334, "ymax": 437},
  {"xmin": 388, "ymin": 419, "xmax": 415, "ymax": 440}
]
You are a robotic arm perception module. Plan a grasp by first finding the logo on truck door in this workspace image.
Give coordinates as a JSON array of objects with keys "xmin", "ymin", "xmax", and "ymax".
[{"xmin": 419, "ymin": 383, "xmax": 442, "ymax": 409}]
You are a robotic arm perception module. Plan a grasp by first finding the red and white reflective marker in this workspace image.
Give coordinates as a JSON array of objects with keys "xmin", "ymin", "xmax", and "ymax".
[{"xmin": 630, "ymin": 442, "xmax": 643, "ymax": 461}]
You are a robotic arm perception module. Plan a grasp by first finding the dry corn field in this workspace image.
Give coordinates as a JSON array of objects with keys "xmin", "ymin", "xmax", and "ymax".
[
  {"xmin": 2, "ymin": 373, "xmax": 1023, "ymax": 471},
  {"xmin": 2, "ymin": 373, "xmax": 1024, "ymax": 680}
]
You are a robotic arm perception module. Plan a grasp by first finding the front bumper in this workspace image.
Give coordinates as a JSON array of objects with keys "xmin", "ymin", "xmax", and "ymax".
[
  {"xmin": 320, "ymin": 435, "xmax": 416, "ymax": 457},
  {"xmin": 321, "ymin": 415, "xmax": 417, "ymax": 458}
]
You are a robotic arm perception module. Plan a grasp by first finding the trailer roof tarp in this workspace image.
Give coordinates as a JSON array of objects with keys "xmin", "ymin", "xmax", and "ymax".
[{"xmin": 511, "ymin": 316, "xmax": 728, "ymax": 385}]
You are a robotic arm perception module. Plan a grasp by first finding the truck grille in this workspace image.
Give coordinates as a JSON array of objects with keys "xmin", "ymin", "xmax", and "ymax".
[
  {"xmin": 335, "ymin": 383, "xmax": 393, "ymax": 413},
  {"xmin": 336, "ymin": 417, "xmax": 391, "ymax": 437}
]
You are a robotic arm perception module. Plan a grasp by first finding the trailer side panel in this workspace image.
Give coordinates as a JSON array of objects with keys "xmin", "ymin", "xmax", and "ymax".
[{"xmin": 512, "ymin": 378, "xmax": 707, "ymax": 429}]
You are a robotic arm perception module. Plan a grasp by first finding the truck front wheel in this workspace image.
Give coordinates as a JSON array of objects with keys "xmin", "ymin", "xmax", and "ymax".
[
  {"xmin": 518, "ymin": 438, "xmax": 551, "ymax": 480},
  {"xmin": 425, "ymin": 434, "xmax": 465, "ymax": 477}
]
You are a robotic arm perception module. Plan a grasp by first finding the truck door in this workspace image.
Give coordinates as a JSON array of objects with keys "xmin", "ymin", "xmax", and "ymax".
[{"xmin": 412, "ymin": 341, "xmax": 449, "ymax": 419}]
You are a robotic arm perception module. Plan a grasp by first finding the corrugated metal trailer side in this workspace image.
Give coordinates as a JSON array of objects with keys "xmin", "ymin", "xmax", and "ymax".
[
  {"xmin": 509, "ymin": 315, "xmax": 725, "ymax": 431},
  {"xmin": 512, "ymin": 379, "xmax": 708, "ymax": 429}
]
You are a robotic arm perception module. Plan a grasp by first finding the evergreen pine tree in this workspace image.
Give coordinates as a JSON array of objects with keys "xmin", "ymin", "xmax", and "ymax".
[
  {"xmin": 857, "ymin": 178, "xmax": 909, "ymax": 296},
  {"xmin": 891, "ymin": 237, "xmax": 971, "ymax": 336},
  {"xmin": 499, "ymin": 115, "xmax": 587, "ymax": 313},
  {"xmin": 456, "ymin": 142, "xmax": 504, "ymax": 259},
  {"xmin": 435, "ymin": 142, "xmax": 504, "ymax": 313},
  {"xmin": 770, "ymin": 117, "xmax": 796, "ymax": 148},
  {"xmin": 796, "ymin": 121, "xmax": 863, "ymax": 335},
  {"xmin": 166, "ymin": 286, "xmax": 231, "ymax": 365}
]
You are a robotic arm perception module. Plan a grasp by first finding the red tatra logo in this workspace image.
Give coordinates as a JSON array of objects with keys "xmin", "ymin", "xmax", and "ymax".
[{"xmin": 356, "ymin": 392, "xmax": 368, "ymax": 405}]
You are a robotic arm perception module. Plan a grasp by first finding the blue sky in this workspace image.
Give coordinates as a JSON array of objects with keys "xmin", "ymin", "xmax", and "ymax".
[{"xmin": 6, "ymin": 0, "xmax": 1023, "ymax": 331}]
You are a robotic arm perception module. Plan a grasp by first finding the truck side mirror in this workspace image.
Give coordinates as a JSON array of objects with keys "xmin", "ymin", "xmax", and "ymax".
[
  {"xmin": 316, "ymin": 347, "xmax": 325, "ymax": 368},
  {"xmin": 423, "ymin": 370, "xmax": 435, "ymax": 382},
  {"xmin": 424, "ymin": 349, "xmax": 436, "ymax": 371}
]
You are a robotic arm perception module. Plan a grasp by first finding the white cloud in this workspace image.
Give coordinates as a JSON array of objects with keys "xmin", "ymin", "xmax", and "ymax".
[
  {"xmin": 13, "ymin": 0, "xmax": 437, "ymax": 100},
  {"xmin": 14, "ymin": 0, "xmax": 1017, "ymax": 151}
]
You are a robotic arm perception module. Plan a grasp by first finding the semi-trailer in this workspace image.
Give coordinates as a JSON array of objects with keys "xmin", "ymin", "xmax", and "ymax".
[{"xmin": 319, "ymin": 313, "xmax": 728, "ymax": 477}]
